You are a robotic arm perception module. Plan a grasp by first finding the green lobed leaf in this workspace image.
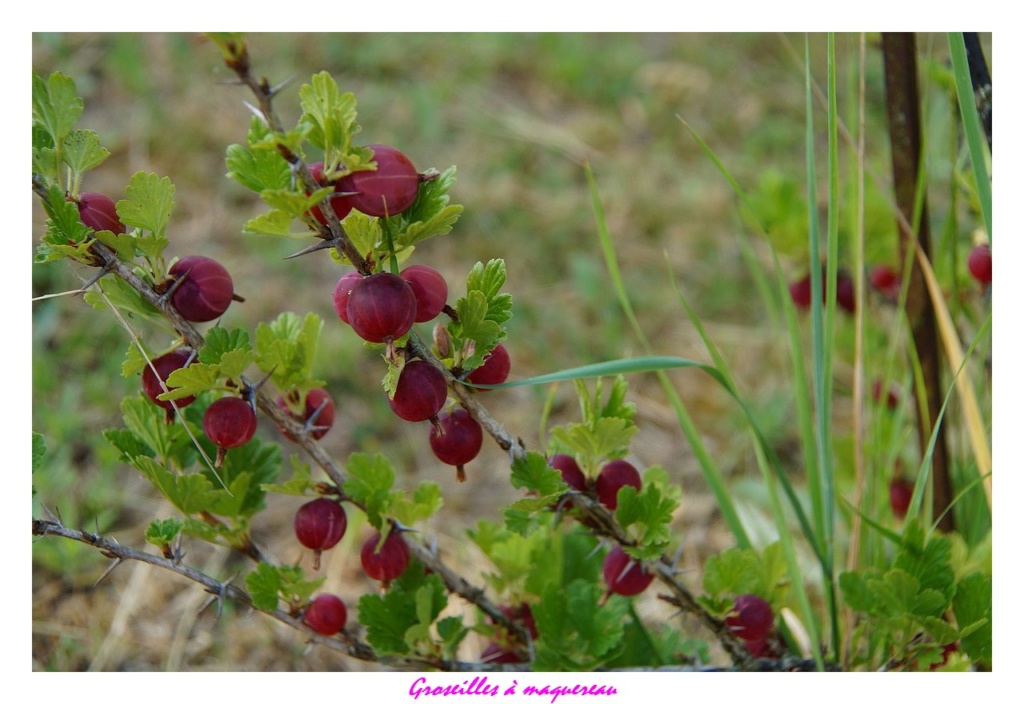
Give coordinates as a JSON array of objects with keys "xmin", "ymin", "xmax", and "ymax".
[
  {"xmin": 60, "ymin": 129, "xmax": 110, "ymax": 175},
  {"xmin": 435, "ymin": 616, "xmax": 470, "ymax": 659},
  {"xmin": 39, "ymin": 185, "xmax": 89, "ymax": 244},
  {"xmin": 466, "ymin": 259, "xmax": 507, "ymax": 311},
  {"xmin": 396, "ymin": 205, "xmax": 463, "ymax": 249},
  {"xmin": 210, "ymin": 437, "xmax": 280, "ymax": 512},
  {"xmin": 510, "ymin": 451, "xmax": 566, "ymax": 498},
  {"xmin": 358, "ymin": 567, "xmax": 446, "ymax": 656},
  {"xmin": 93, "ymin": 228, "xmax": 137, "ymax": 261},
  {"xmin": 263, "ymin": 455, "xmax": 317, "ymax": 497},
  {"xmin": 225, "ymin": 134, "xmax": 291, "ymax": 194},
  {"xmin": 503, "ymin": 507, "xmax": 539, "ymax": 535},
  {"xmin": 32, "ymin": 123, "xmax": 58, "ymax": 180},
  {"xmin": 392, "ymin": 482, "xmax": 444, "ymax": 527},
  {"xmin": 279, "ymin": 565, "xmax": 325, "ymax": 606},
  {"xmin": 246, "ymin": 563, "xmax": 283, "ymax": 612},
  {"xmin": 919, "ymin": 614, "xmax": 959, "ymax": 645},
  {"xmin": 895, "ymin": 530, "xmax": 956, "ymax": 602},
  {"xmin": 702, "ymin": 547, "xmax": 763, "ymax": 602},
  {"xmin": 243, "ymin": 210, "xmax": 298, "ymax": 237},
  {"xmin": 32, "ymin": 72, "xmax": 83, "ymax": 145},
  {"xmin": 453, "ymin": 291, "xmax": 501, "ymax": 345},
  {"xmin": 860, "ymin": 569, "xmax": 933, "ymax": 618},
  {"xmin": 121, "ymin": 340, "xmax": 153, "ymax": 378},
  {"xmin": 334, "ymin": 209, "xmax": 382, "ymax": 264},
  {"xmin": 103, "ymin": 428, "xmax": 155, "ymax": 463},
  {"xmin": 32, "ymin": 433, "xmax": 46, "ymax": 474},
  {"xmin": 393, "ymin": 166, "xmax": 463, "ymax": 246},
  {"xmin": 255, "ymin": 312, "xmax": 324, "ymax": 390},
  {"xmin": 532, "ymin": 580, "xmax": 628, "ymax": 671},
  {"xmin": 145, "ymin": 518, "xmax": 183, "ymax": 549},
  {"xmin": 597, "ymin": 376, "xmax": 636, "ymax": 424},
  {"xmin": 297, "ymin": 71, "xmax": 359, "ymax": 159},
  {"xmin": 953, "ymin": 572, "xmax": 992, "ymax": 666},
  {"xmin": 260, "ymin": 188, "xmax": 322, "ymax": 219},
  {"xmin": 549, "ymin": 418, "xmax": 637, "ymax": 475},
  {"xmin": 160, "ymin": 364, "xmax": 220, "ymax": 400},
  {"xmin": 117, "ymin": 171, "xmax": 175, "ymax": 238},
  {"xmin": 341, "ymin": 453, "xmax": 395, "ymax": 529},
  {"xmin": 133, "ymin": 456, "xmax": 217, "ymax": 515},
  {"xmin": 119, "ymin": 396, "xmax": 172, "ymax": 459},
  {"xmin": 614, "ymin": 483, "xmax": 676, "ymax": 556},
  {"xmin": 839, "ymin": 571, "xmax": 873, "ymax": 612},
  {"xmin": 83, "ymin": 275, "xmax": 161, "ymax": 320},
  {"xmin": 193, "ymin": 327, "xmax": 254, "ymax": 382},
  {"xmin": 358, "ymin": 592, "xmax": 411, "ymax": 655}
]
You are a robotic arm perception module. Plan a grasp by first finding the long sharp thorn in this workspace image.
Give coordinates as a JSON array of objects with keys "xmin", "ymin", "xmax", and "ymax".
[
  {"xmin": 285, "ymin": 238, "xmax": 343, "ymax": 260},
  {"xmin": 159, "ymin": 268, "xmax": 190, "ymax": 304},
  {"xmin": 92, "ymin": 557, "xmax": 125, "ymax": 588},
  {"xmin": 77, "ymin": 263, "xmax": 113, "ymax": 293},
  {"xmin": 242, "ymin": 100, "xmax": 268, "ymax": 122},
  {"xmin": 268, "ymin": 74, "xmax": 297, "ymax": 96}
]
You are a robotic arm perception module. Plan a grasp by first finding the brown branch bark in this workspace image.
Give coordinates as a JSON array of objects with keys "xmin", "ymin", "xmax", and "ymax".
[{"xmin": 881, "ymin": 33, "xmax": 954, "ymax": 533}]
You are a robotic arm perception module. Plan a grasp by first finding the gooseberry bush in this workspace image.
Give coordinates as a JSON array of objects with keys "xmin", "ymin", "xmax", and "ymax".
[{"xmin": 32, "ymin": 33, "xmax": 992, "ymax": 673}]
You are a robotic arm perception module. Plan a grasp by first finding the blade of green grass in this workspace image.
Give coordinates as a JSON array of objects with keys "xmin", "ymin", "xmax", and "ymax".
[
  {"xmin": 904, "ymin": 311, "xmax": 992, "ymax": 530},
  {"xmin": 582, "ymin": 160, "xmax": 751, "ymax": 550},
  {"xmin": 820, "ymin": 32, "xmax": 841, "ymax": 659},
  {"xmin": 947, "ymin": 33, "xmax": 992, "ymax": 240}
]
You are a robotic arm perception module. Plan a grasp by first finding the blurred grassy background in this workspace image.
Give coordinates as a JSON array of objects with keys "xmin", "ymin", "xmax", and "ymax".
[{"xmin": 31, "ymin": 32, "xmax": 988, "ymax": 670}]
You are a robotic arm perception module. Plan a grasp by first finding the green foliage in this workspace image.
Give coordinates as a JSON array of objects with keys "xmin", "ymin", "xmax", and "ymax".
[
  {"xmin": 145, "ymin": 518, "xmax": 183, "ymax": 553},
  {"xmin": 32, "ymin": 432, "xmax": 46, "ymax": 474},
  {"xmin": 447, "ymin": 259, "xmax": 512, "ymax": 371},
  {"xmin": 118, "ymin": 172, "xmax": 175, "ymax": 243},
  {"xmin": 84, "ymin": 276, "xmax": 161, "ymax": 320},
  {"xmin": 32, "ymin": 71, "xmax": 85, "ymax": 186},
  {"xmin": 105, "ymin": 393, "xmax": 280, "ymax": 532},
  {"xmin": 532, "ymin": 580, "xmax": 628, "ymax": 670},
  {"xmin": 342, "ymin": 452, "xmax": 442, "ymax": 530},
  {"xmin": 246, "ymin": 563, "xmax": 324, "ymax": 613},
  {"xmin": 549, "ymin": 376, "xmax": 637, "ymax": 475},
  {"xmin": 615, "ymin": 479, "xmax": 678, "ymax": 559},
  {"xmin": 357, "ymin": 563, "xmax": 450, "ymax": 656},
  {"xmin": 255, "ymin": 312, "xmax": 324, "ymax": 392},
  {"xmin": 509, "ymin": 451, "xmax": 565, "ymax": 507},
  {"xmin": 225, "ymin": 121, "xmax": 291, "ymax": 193},
  {"xmin": 839, "ymin": 521, "xmax": 991, "ymax": 670},
  {"xmin": 605, "ymin": 608, "xmax": 710, "ymax": 669},
  {"xmin": 262, "ymin": 455, "xmax": 317, "ymax": 497},
  {"xmin": 153, "ymin": 329, "xmax": 254, "ymax": 400},
  {"xmin": 700, "ymin": 543, "xmax": 788, "ymax": 614},
  {"xmin": 298, "ymin": 71, "xmax": 362, "ymax": 168},
  {"xmin": 32, "ymin": 34, "xmax": 993, "ymax": 673},
  {"xmin": 391, "ymin": 166, "xmax": 464, "ymax": 248},
  {"xmin": 60, "ymin": 129, "xmax": 110, "ymax": 178}
]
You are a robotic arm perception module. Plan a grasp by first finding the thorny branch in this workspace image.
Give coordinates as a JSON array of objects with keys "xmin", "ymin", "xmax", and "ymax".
[
  {"xmin": 35, "ymin": 517, "xmax": 827, "ymax": 671},
  {"xmin": 30, "ymin": 37, "xmax": 773, "ymax": 671},
  {"xmin": 215, "ymin": 42, "xmax": 740, "ymax": 661}
]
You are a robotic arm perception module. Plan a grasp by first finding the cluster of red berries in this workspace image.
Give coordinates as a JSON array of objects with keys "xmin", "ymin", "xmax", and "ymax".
[
  {"xmin": 75, "ymin": 192, "xmax": 239, "ymax": 324},
  {"xmin": 788, "ymin": 267, "xmax": 855, "ymax": 314},
  {"xmin": 334, "ymin": 263, "xmax": 511, "ymax": 482},
  {"xmin": 80, "ymin": 191, "xmax": 261, "ymax": 452},
  {"xmin": 292, "ymin": 495, "xmax": 413, "ymax": 636},
  {"xmin": 139, "ymin": 344, "xmax": 337, "ymax": 459},
  {"xmin": 546, "ymin": 454, "xmax": 657, "ymax": 597}
]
